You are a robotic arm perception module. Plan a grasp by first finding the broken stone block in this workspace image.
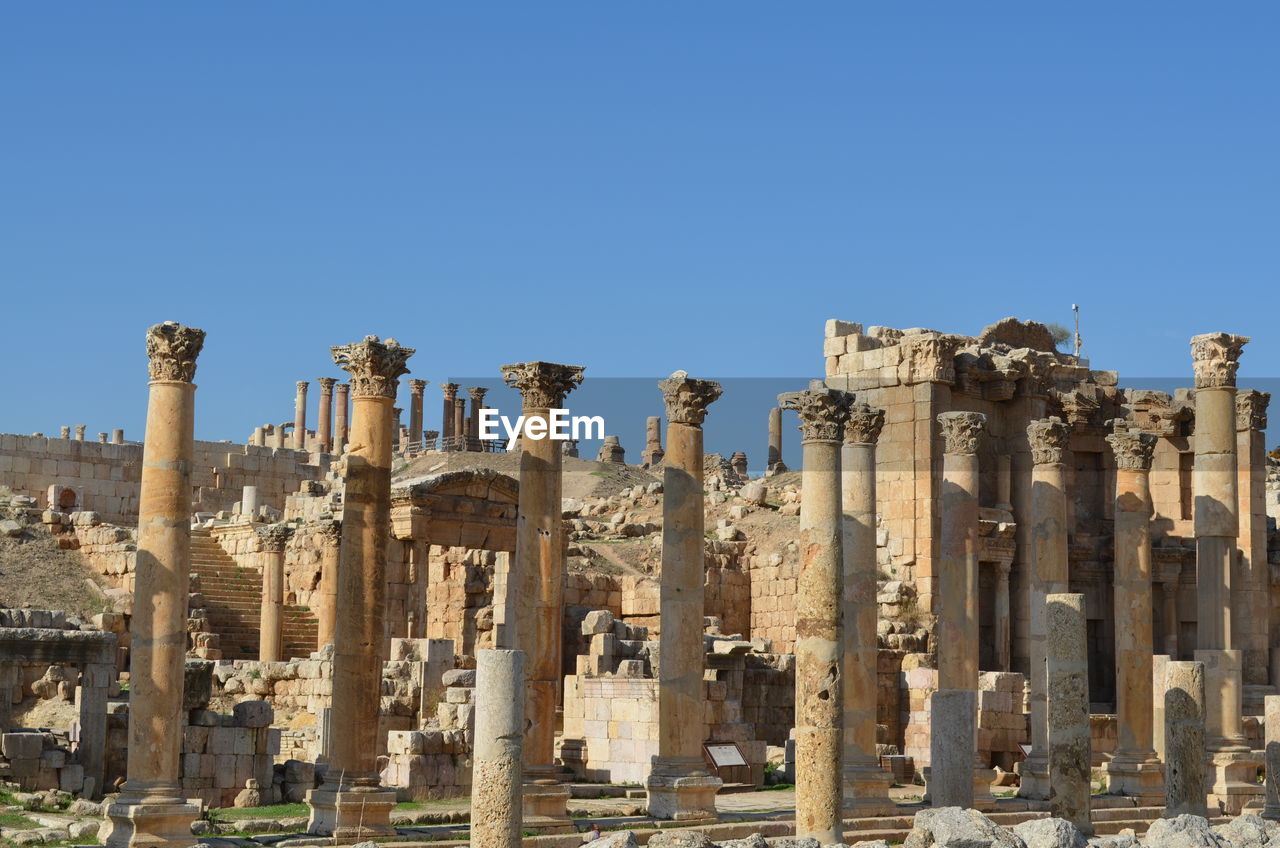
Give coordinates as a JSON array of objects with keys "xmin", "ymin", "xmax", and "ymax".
[{"xmin": 232, "ymin": 700, "xmax": 273, "ymax": 728}]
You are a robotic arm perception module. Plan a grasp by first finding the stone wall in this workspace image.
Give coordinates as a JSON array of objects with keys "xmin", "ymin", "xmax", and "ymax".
[
  {"xmin": 898, "ymin": 664, "xmax": 1027, "ymax": 774},
  {"xmin": 181, "ymin": 701, "xmax": 278, "ymax": 808}
]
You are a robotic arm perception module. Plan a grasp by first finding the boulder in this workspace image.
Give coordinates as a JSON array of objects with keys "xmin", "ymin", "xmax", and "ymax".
[
  {"xmin": 1013, "ymin": 818, "xmax": 1087, "ymax": 848},
  {"xmin": 903, "ymin": 807, "xmax": 1026, "ymax": 848},
  {"xmin": 720, "ymin": 835, "xmax": 769, "ymax": 848},
  {"xmin": 594, "ymin": 832, "xmax": 639, "ymax": 848},
  {"xmin": 740, "ymin": 481, "xmax": 768, "ymax": 505},
  {"xmin": 441, "ymin": 668, "xmax": 476, "ymax": 688},
  {"xmin": 0, "ymin": 519, "xmax": 23, "ymax": 537},
  {"xmin": 770, "ymin": 840, "xmax": 820, "ymax": 848},
  {"xmin": 582, "ymin": 610, "xmax": 616, "ymax": 636},
  {"xmin": 1140, "ymin": 816, "xmax": 1226, "ymax": 848},
  {"xmin": 647, "ymin": 830, "xmax": 715, "ymax": 848},
  {"xmin": 1213, "ymin": 814, "xmax": 1277, "ymax": 848}
]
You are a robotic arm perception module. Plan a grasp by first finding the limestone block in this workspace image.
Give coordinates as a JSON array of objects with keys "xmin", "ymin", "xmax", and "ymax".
[
  {"xmin": 1, "ymin": 733, "xmax": 44, "ymax": 759},
  {"xmin": 233, "ymin": 699, "xmax": 274, "ymax": 727}
]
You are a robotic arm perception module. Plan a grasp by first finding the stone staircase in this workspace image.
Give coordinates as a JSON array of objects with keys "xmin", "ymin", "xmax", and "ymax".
[{"xmin": 190, "ymin": 530, "xmax": 318, "ymax": 660}]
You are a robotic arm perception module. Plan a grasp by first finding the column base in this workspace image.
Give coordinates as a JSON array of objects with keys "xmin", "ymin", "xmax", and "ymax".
[
  {"xmin": 103, "ymin": 800, "xmax": 200, "ymax": 848},
  {"xmin": 646, "ymin": 758, "xmax": 722, "ymax": 822},
  {"xmin": 305, "ymin": 787, "xmax": 397, "ymax": 838},
  {"xmin": 842, "ymin": 759, "xmax": 894, "ymax": 816},
  {"xmin": 972, "ymin": 766, "xmax": 997, "ymax": 812},
  {"xmin": 1015, "ymin": 754, "xmax": 1050, "ymax": 800},
  {"xmin": 1100, "ymin": 756, "xmax": 1165, "ymax": 804},
  {"xmin": 522, "ymin": 780, "xmax": 574, "ymax": 832},
  {"xmin": 1207, "ymin": 750, "xmax": 1264, "ymax": 815}
]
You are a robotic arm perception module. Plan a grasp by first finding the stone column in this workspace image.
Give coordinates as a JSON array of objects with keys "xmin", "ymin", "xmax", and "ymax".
[
  {"xmin": 767, "ymin": 407, "xmax": 786, "ymax": 472},
  {"xmin": 407, "ymin": 379, "xmax": 427, "ymax": 448},
  {"xmin": 641, "ymin": 416, "xmax": 665, "ymax": 467},
  {"xmin": 78, "ymin": 660, "xmax": 111, "ymax": 799},
  {"xmin": 335, "ymin": 382, "xmax": 350, "ymax": 451},
  {"xmin": 779, "ymin": 384, "xmax": 852, "ymax": 844},
  {"xmin": 1047, "ymin": 592, "xmax": 1092, "ymax": 835},
  {"xmin": 647, "ymin": 372, "xmax": 723, "ymax": 821},
  {"xmin": 1018, "ymin": 416, "xmax": 1070, "ymax": 800},
  {"xmin": 931, "ymin": 411, "xmax": 992, "ymax": 809},
  {"xmin": 993, "ymin": 560, "xmax": 1012, "ymax": 672},
  {"xmin": 317, "ymin": 377, "xmax": 336, "ymax": 453},
  {"xmin": 1265, "ymin": 695, "xmax": 1280, "ymax": 820},
  {"xmin": 1100, "ymin": 423, "xmax": 1164, "ymax": 801},
  {"xmin": 471, "ymin": 649, "xmax": 526, "ymax": 848},
  {"xmin": 1235, "ymin": 390, "xmax": 1270, "ymax": 684},
  {"xmin": 256, "ymin": 524, "xmax": 293, "ymax": 663},
  {"xmin": 294, "ymin": 381, "xmax": 309, "ymax": 450},
  {"xmin": 60, "ymin": 426, "xmax": 70, "ymax": 439},
  {"xmin": 1191, "ymin": 332, "xmax": 1261, "ymax": 814},
  {"xmin": 1164, "ymin": 660, "xmax": 1207, "ymax": 818},
  {"xmin": 104, "ymin": 321, "xmax": 204, "ymax": 848},
  {"xmin": 501, "ymin": 361, "xmax": 583, "ymax": 829},
  {"xmin": 1161, "ymin": 576, "xmax": 1180, "ymax": 658},
  {"xmin": 840, "ymin": 403, "xmax": 893, "ymax": 815},
  {"xmin": 468, "ymin": 387, "xmax": 488, "ymax": 451},
  {"xmin": 112, "ymin": 429, "xmax": 124, "ymax": 444},
  {"xmin": 306, "ymin": 335, "xmax": 413, "ymax": 837},
  {"xmin": 315, "ymin": 521, "xmax": 341, "ymax": 648},
  {"xmin": 1152, "ymin": 654, "xmax": 1169, "ymax": 764},
  {"xmin": 440, "ymin": 383, "xmax": 458, "ymax": 442},
  {"xmin": 241, "ymin": 485, "xmax": 258, "ymax": 518},
  {"xmin": 75, "ymin": 424, "xmax": 86, "ymax": 440},
  {"xmin": 453, "ymin": 398, "xmax": 466, "ymax": 449}
]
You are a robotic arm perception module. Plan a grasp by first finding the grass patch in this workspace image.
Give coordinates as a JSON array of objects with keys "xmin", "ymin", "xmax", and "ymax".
[
  {"xmin": 210, "ymin": 802, "xmax": 308, "ymax": 821},
  {"xmin": 0, "ymin": 811, "xmax": 39, "ymax": 829}
]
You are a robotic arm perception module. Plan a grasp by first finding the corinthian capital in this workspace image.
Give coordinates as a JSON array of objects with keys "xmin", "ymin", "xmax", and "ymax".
[
  {"xmin": 844, "ymin": 403, "xmax": 885, "ymax": 445},
  {"xmin": 659, "ymin": 371, "xmax": 722, "ymax": 426},
  {"xmin": 440, "ymin": 382, "xmax": 459, "ymax": 400},
  {"xmin": 937, "ymin": 411, "xmax": 986, "ymax": 455},
  {"xmin": 254, "ymin": 523, "xmax": 294, "ymax": 552},
  {"xmin": 331, "ymin": 336, "xmax": 415, "ymax": 399},
  {"xmin": 316, "ymin": 520, "xmax": 342, "ymax": 548},
  {"xmin": 296, "ymin": 381, "xmax": 309, "ymax": 394},
  {"xmin": 778, "ymin": 384, "xmax": 855, "ymax": 442},
  {"xmin": 318, "ymin": 377, "xmax": 337, "ymax": 392},
  {"xmin": 145, "ymin": 321, "xmax": 206, "ymax": 383},
  {"xmin": 1027, "ymin": 416, "xmax": 1070, "ymax": 465},
  {"xmin": 467, "ymin": 386, "xmax": 489, "ymax": 404},
  {"xmin": 1190, "ymin": 332, "xmax": 1249, "ymax": 389},
  {"xmin": 407, "ymin": 379, "xmax": 427, "ymax": 394},
  {"xmin": 1105, "ymin": 420, "xmax": 1157, "ymax": 471},
  {"xmin": 902, "ymin": 333, "xmax": 964, "ymax": 386},
  {"xmin": 500, "ymin": 361, "xmax": 584, "ymax": 410},
  {"xmin": 1236, "ymin": 389, "xmax": 1270, "ymax": 432}
]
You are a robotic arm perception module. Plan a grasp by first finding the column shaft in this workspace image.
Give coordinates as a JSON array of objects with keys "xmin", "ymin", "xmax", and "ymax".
[
  {"xmin": 471, "ymin": 649, "xmax": 526, "ymax": 848},
  {"xmin": 1047, "ymin": 592, "xmax": 1092, "ymax": 835},
  {"xmin": 318, "ymin": 378, "xmax": 335, "ymax": 453},
  {"xmin": 335, "ymin": 383, "xmax": 349, "ymax": 450},
  {"xmin": 294, "ymin": 381, "xmax": 309, "ymax": 451},
  {"xmin": 1164, "ymin": 660, "xmax": 1207, "ymax": 818}
]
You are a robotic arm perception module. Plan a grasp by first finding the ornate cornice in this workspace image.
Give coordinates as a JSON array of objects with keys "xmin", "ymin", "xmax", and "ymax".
[
  {"xmin": 1027, "ymin": 416, "xmax": 1070, "ymax": 465},
  {"xmin": 937, "ymin": 411, "xmax": 986, "ymax": 455},
  {"xmin": 1236, "ymin": 389, "xmax": 1270, "ymax": 432},
  {"xmin": 145, "ymin": 321, "xmax": 205, "ymax": 383},
  {"xmin": 500, "ymin": 361, "xmax": 584, "ymax": 410},
  {"xmin": 254, "ymin": 523, "xmax": 294, "ymax": 552},
  {"xmin": 331, "ymin": 336, "xmax": 415, "ymax": 399},
  {"xmin": 658, "ymin": 371, "xmax": 722, "ymax": 426},
  {"xmin": 408, "ymin": 379, "xmax": 428, "ymax": 394},
  {"xmin": 778, "ymin": 385, "xmax": 855, "ymax": 442},
  {"xmin": 318, "ymin": 377, "xmax": 337, "ymax": 392},
  {"xmin": 844, "ymin": 403, "xmax": 885, "ymax": 445},
  {"xmin": 1190, "ymin": 332, "xmax": 1248, "ymax": 389},
  {"xmin": 1105, "ymin": 420, "xmax": 1157, "ymax": 471}
]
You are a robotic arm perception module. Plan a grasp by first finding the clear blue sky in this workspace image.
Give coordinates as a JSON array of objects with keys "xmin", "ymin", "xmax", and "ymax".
[{"xmin": 4, "ymin": 4, "xmax": 1278, "ymax": 460}]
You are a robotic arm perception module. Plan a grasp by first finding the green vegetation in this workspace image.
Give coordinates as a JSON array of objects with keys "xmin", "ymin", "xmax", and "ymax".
[{"xmin": 0, "ymin": 810, "xmax": 39, "ymax": 829}]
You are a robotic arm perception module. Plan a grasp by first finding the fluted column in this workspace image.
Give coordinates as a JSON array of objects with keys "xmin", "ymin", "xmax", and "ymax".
[
  {"xmin": 841, "ymin": 403, "xmax": 894, "ymax": 815},
  {"xmin": 408, "ymin": 379, "xmax": 427, "ymax": 448},
  {"xmin": 317, "ymin": 377, "xmax": 336, "ymax": 454},
  {"xmin": 501, "ymin": 361, "xmax": 583, "ymax": 828},
  {"xmin": 1235, "ymin": 390, "xmax": 1270, "ymax": 684},
  {"xmin": 1018, "ymin": 416, "xmax": 1070, "ymax": 800},
  {"xmin": 646, "ymin": 372, "xmax": 723, "ymax": 821},
  {"xmin": 294, "ymin": 381, "xmax": 309, "ymax": 450},
  {"xmin": 1100, "ymin": 422, "xmax": 1164, "ymax": 801},
  {"xmin": 256, "ymin": 524, "xmax": 293, "ymax": 663},
  {"xmin": 779, "ymin": 385, "xmax": 853, "ymax": 844},
  {"xmin": 334, "ymin": 383, "xmax": 349, "ymax": 451},
  {"xmin": 105, "ymin": 321, "xmax": 205, "ymax": 848},
  {"xmin": 1191, "ymin": 332, "xmax": 1261, "ymax": 814},
  {"xmin": 306, "ymin": 335, "xmax": 413, "ymax": 837},
  {"xmin": 440, "ymin": 383, "xmax": 458, "ymax": 443},
  {"xmin": 468, "ymin": 387, "xmax": 488, "ymax": 451},
  {"xmin": 315, "ymin": 521, "xmax": 341, "ymax": 647},
  {"xmin": 931, "ymin": 411, "xmax": 992, "ymax": 809}
]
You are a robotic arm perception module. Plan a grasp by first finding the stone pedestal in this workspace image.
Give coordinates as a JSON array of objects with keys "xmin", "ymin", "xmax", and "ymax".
[
  {"xmin": 840, "ymin": 404, "xmax": 893, "ymax": 815},
  {"xmin": 1018, "ymin": 417, "xmax": 1070, "ymax": 800},
  {"xmin": 646, "ymin": 373, "xmax": 723, "ymax": 821},
  {"xmin": 104, "ymin": 322, "xmax": 205, "ymax": 848},
  {"xmin": 1047, "ymin": 593, "xmax": 1092, "ymax": 835},
  {"xmin": 1100, "ymin": 425, "xmax": 1164, "ymax": 803},
  {"xmin": 306, "ymin": 335, "xmax": 413, "ymax": 837},
  {"xmin": 780, "ymin": 385, "xmax": 853, "ymax": 844},
  {"xmin": 1164, "ymin": 660, "xmax": 1207, "ymax": 818},
  {"xmin": 502, "ymin": 361, "xmax": 584, "ymax": 830},
  {"xmin": 471, "ymin": 649, "xmax": 526, "ymax": 848}
]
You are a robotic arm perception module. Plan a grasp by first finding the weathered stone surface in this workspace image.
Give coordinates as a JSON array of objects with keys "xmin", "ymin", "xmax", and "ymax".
[
  {"xmin": 593, "ymin": 831, "xmax": 639, "ymax": 848},
  {"xmin": 232, "ymin": 700, "xmax": 273, "ymax": 728},
  {"xmin": 718, "ymin": 835, "xmax": 768, "ymax": 848},
  {"xmin": 1012, "ymin": 818, "xmax": 1087, "ymax": 848},
  {"xmin": 646, "ymin": 829, "xmax": 715, "ymax": 848},
  {"xmin": 903, "ymin": 807, "xmax": 1025, "ymax": 848},
  {"xmin": 441, "ymin": 668, "xmax": 476, "ymax": 687},
  {"xmin": 1211, "ymin": 813, "xmax": 1277, "ymax": 848},
  {"xmin": 1140, "ymin": 816, "xmax": 1226, "ymax": 848}
]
